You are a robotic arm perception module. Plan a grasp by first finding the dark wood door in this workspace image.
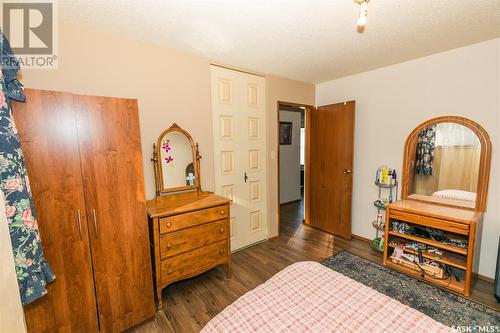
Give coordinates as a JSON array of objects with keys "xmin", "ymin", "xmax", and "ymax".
[
  {"xmin": 74, "ymin": 95, "xmax": 155, "ymax": 332},
  {"xmin": 13, "ymin": 89, "xmax": 99, "ymax": 333},
  {"xmin": 309, "ymin": 101, "xmax": 355, "ymax": 239}
]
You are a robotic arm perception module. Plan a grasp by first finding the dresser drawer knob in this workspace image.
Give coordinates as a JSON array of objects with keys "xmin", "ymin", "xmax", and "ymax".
[
  {"xmin": 220, "ymin": 210, "xmax": 225, "ymax": 215},
  {"xmin": 166, "ymin": 242, "xmax": 172, "ymax": 249},
  {"xmin": 167, "ymin": 267, "xmax": 173, "ymax": 274},
  {"xmin": 220, "ymin": 249, "xmax": 224, "ymax": 255},
  {"xmin": 220, "ymin": 227, "xmax": 225, "ymax": 233},
  {"xmin": 166, "ymin": 222, "xmax": 172, "ymax": 228}
]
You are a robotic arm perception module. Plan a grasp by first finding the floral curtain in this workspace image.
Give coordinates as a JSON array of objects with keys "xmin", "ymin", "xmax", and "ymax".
[
  {"xmin": 0, "ymin": 33, "xmax": 55, "ymax": 304},
  {"xmin": 415, "ymin": 125, "xmax": 436, "ymax": 176}
]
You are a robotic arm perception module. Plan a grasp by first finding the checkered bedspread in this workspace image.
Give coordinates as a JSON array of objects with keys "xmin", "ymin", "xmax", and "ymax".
[{"xmin": 201, "ymin": 261, "xmax": 453, "ymax": 332}]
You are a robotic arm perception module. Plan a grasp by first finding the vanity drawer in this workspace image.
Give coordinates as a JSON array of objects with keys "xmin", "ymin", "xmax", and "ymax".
[
  {"xmin": 159, "ymin": 204, "xmax": 228, "ymax": 234},
  {"xmin": 161, "ymin": 240, "xmax": 228, "ymax": 286},
  {"xmin": 160, "ymin": 220, "xmax": 228, "ymax": 258},
  {"xmin": 390, "ymin": 210, "xmax": 470, "ymax": 235}
]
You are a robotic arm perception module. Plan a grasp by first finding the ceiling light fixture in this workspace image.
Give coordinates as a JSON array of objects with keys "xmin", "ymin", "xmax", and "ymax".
[{"xmin": 354, "ymin": 0, "xmax": 370, "ymax": 33}]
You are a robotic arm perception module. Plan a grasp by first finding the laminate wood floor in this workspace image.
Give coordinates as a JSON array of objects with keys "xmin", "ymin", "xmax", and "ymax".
[{"xmin": 132, "ymin": 200, "xmax": 498, "ymax": 332}]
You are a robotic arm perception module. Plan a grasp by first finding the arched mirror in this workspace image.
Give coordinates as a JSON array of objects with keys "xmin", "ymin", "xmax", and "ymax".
[
  {"xmin": 402, "ymin": 116, "xmax": 491, "ymax": 211},
  {"xmin": 152, "ymin": 123, "xmax": 201, "ymax": 195}
]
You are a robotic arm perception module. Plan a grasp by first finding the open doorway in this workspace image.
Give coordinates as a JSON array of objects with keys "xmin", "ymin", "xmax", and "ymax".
[{"xmin": 277, "ymin": 102, "xmax": 311, "ymax": 236}]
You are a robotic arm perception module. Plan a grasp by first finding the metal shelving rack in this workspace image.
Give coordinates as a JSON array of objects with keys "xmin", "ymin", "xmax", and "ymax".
[{"xmin": 371, "ymin": 180, "xmax": 398, "ymax": 252}]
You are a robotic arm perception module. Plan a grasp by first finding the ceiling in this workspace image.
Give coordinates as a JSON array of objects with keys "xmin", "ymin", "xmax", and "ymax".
[{"xmin": 60, "ymin": 0, "xmax": 500, "ymax": 83}]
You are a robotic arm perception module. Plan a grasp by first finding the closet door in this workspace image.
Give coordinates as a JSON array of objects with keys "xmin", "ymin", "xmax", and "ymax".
[
  {"xmin": 13, "ymin": 89, "xmax": 99, "ymax": 333},
  {"xmin": 75, "ymin": 95, "xmax": 154, "ymax": 332},
  {"xmin": 210, "ymin": 65, "xmax": 268, "ymax": 251}
]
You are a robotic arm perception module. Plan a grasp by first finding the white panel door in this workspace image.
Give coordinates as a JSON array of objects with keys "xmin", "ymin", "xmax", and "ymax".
[{"xmin": 211, "ymin": 65, "xmax": 268, "ymax": 251}]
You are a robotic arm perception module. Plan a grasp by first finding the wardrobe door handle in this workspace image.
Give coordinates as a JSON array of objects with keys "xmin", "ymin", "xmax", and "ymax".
[
  {"xmin": 92, "ymin": 209, "xmax": 98, "ymax": 240},
  {"xmin": 76, "ymin": 210, "xmax": 83, "ymax": 241}
]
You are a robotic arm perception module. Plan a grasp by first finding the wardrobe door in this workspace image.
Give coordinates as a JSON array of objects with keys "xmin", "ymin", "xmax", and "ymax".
[
  {"xmin": 75, "ymin": 95, "xmax": 155, "ymax": 332},
  {"xmin": 13, "ymin": 89, "xmax": 99, "ymax": 333}
]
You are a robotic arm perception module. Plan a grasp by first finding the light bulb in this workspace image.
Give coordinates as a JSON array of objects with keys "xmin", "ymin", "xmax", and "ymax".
[
  {"xmin": 357, "ymin": 1, "xmax": 368, "ymax": 29},
  {"xmin": 357, "ymin": 14, "xmax": 367, "ymax": 27}
]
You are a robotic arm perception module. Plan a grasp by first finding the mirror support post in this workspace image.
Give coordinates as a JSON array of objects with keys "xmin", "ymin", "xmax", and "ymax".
[
  {"xmin": 151, "ymin": 143, "xmax": 160, "ymax": 197},
  {"xmin": 195, "ymin": 143, "xmax": 202, "ymax": 195}
]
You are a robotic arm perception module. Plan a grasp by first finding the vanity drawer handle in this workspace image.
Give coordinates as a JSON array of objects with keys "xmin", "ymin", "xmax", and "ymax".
[
  {"xmin": 166, "ymin": 222, "xmax": 172, "ymax": 228},
  {"xmin": 219, "ymin": 249, "xmax": 224, "ymax": 255},
  {"xmin": 220, "ymin": 210, "xmax": 225, "ymax": 215},
  {"xmin": 220, "ymin": 227, "xmax": 225, "ymax": 233},
  {"xmin": 167, "ymin": 267, "xmax": 173, "ymax": 274},
  {"xmin": 166, "ymin": 242, "xmax": 172, "ymax": 249}
]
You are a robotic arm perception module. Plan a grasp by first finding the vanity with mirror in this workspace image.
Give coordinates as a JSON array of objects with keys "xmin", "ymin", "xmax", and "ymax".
[
  {"xmin": 146, "ymin": 123, "xmax": 231, "ymax": 309},
  {"xmin": 383, "ymin": 116, "xmax": 492, "ymax": 296}
]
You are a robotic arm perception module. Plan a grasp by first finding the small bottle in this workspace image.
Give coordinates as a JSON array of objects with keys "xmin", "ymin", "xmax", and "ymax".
[
  {"xmin": 376, "ymin": 167, "xmax": 381, "ymax": 184},
  {"xmin": 391, "ymin": 170, "xmax": 397, "ymax": 186}
]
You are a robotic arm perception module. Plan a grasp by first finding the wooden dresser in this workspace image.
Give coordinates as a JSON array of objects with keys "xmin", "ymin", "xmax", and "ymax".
[
  {"xmin": 147, "ymin": 191, "xmax": 231, "ymax": 309},
  {"xmin": 383, "ymin": 200, "xmax": 483, "ymax": 296}
]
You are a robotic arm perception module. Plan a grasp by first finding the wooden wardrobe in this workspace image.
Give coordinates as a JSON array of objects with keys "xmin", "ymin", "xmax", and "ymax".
[{"xmin": 13, "ymin": 89, "xmax": 155, "ymax": 333}]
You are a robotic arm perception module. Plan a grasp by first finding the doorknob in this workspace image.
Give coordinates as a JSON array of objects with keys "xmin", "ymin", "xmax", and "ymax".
[
  {"xmin": 343, "ymin": 169, "xmax": 352, "ymax": 175},
  {"xmin": 244, "ymin": 172, "xmax": 248, "ymax": 183}
]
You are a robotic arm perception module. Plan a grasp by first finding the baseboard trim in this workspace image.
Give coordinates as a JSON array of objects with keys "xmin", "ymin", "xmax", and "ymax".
[
  {"xmin": 352, "ymin": 234, "xmax": 372, "ymax": 243},
  {"xmin": 280, "ymin": 199, "xmax": 302, "ymax": 206},
  {"xmin": 476, "ymin": 273, "xmax": 495, "ymax": 284},
  {"xmin": 268, "ymin": 236, "xmax": 279, "ymax": 241}
]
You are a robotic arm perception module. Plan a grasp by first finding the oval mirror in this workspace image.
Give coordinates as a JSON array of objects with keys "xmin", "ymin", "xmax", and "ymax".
[
  {"xmin": 153, "ymin": 124, "xmax": 200, "ymax": 194},
  {"xmin": 402, "ymin": 116, "xmax": 491, "ymax": 211}
]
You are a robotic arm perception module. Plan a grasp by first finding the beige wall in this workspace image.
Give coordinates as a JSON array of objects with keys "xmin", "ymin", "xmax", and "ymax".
[
  {"xmin": 20, "ymin": 22, "xmax": 214, "ymax": 199},
  {"xmin": 19, "ymin": 22, "xmax": 314, "ymax": 239},
  {"xmin": 316, "ymin": 38, "xmax": 500, "ymax": 279},
  {"xmin": 267, "ymin": 76, "xmax": 315, "ymax": 237},
  {"xmin": 0, "ymin": 193, "xmax": 27, "ymax": 333}
]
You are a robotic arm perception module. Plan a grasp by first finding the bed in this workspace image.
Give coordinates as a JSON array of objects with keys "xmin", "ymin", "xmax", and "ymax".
[
  {"xmin": 432, "ymin": 189, "xmax": 476, "ymax": 203},
  {"xmin": 201, "ymin": 261, "xmax": 452, "ymax": 333}
]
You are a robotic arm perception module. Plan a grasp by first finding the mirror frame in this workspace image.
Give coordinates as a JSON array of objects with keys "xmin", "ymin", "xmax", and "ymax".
[
  {"xmin": 152, "ymin": 123, "xmax": 201, "ymax": 195},
  {"xmin": 402, "ymin": 116, "xmax": 491, "ymax": 211}
]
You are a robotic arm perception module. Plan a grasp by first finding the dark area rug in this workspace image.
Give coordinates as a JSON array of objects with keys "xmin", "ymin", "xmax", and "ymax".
[{"xmin": 321, "ymin": 251, "xmax": 500, "ymax": 329}]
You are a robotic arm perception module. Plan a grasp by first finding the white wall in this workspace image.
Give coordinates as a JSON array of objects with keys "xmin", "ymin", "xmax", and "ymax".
[
  {"xmin": 279, "ymin": 110, "xmax": 302, "ymax": 204},
  {"xmin": 316, "ymin": 38, "xmax": 500, "ymax": 279},
  {"xmin": 0, "ymin": 193, "xmax": 27, "ymax": 333}
]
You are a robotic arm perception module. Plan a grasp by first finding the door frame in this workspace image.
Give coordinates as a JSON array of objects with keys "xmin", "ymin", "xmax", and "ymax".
[{"xmin": 276, "ymin": 101, "xmax": 314, "ymax": 237}]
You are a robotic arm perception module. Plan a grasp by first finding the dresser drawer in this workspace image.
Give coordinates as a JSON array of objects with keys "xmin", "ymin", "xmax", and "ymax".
[
  {"xmin": 160, "ymin": 204, "xmax": 228, "ymax": 234},
  {"xmin": 160, "ymin": 220, "xmax": 228, "ymax": 258},
  {"xmin": 161, "ymin": 240, "xmax": 228, "ymax": 286}
]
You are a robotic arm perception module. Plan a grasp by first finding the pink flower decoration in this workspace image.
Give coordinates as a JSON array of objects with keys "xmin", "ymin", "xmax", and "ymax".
[
  {"xmin": 25, "ymin": 258, "xmax": 33, "ymax": 267},
  {"xmin": 4, "ymin": 178, "xmax": 22, "ymax": 191},
  {"xmin": 22, "ymin": 208, "xmax": 37, "ymax": 230},
  {"xmin": 5, "ymin": 205, "xmax": 16, "ymax": 218}
]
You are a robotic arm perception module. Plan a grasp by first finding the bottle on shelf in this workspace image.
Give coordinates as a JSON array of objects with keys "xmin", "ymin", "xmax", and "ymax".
[{"xmin": 391, "ymin": 170, "xmax": 397, "ymax": 186}]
